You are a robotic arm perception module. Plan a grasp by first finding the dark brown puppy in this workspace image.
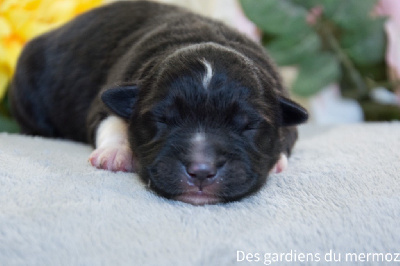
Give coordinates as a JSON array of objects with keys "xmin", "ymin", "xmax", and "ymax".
[{"xmin": 10, "ymin": 1, "xmax": 308, "ymax": 205}]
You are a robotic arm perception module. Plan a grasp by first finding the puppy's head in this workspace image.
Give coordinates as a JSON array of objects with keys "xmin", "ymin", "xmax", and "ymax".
[{"xmin": 102, "ymin": 43, "xmax": 307, "ymax": 205}]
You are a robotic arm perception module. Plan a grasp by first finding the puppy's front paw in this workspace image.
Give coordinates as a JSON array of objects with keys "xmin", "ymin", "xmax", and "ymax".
[
  {"xmin": 89, "ymin": 145, "xmax": 135, "ymax": 172},
  {"xmin": 270, "ymin": 153, "xmax": 288, "ymax": 174}
]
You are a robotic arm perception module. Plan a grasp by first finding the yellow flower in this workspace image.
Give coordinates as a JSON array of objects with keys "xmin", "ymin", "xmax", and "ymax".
[{"xmin": 0, "ymin": 0, "xmax": 103, "ymax": 100}]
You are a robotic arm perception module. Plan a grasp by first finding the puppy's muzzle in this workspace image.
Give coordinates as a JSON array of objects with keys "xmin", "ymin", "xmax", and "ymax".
[
  {"xmin": 185, "ymin": 161, "xmax": 220, "ymax": 189},
  {"xmin": 174, "ymin": 133, "xmax": 226, "ymax": 205}
]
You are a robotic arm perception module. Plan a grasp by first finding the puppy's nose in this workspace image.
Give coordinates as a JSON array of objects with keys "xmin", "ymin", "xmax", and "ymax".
[{"xmin": 186, "ymin": 162, "xmax": 217, "ymax": 187}]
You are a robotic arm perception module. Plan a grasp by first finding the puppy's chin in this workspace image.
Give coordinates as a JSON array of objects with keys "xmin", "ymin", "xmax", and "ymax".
[
  {"xmin": 175, "ymin": 192, "xmax": 221, "ymax": 205},
  {"xmin": 174, "ymin": 182, "xmax": 222, "ymax": 205}
]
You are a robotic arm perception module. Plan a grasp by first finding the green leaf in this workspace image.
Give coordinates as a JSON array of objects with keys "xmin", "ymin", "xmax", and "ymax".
[
  {"xmin": 292, "ymin": 53, "xmax": 341, "ymax": 96},
  {"xmin": 0, "ymin": 116, "xmax": 20, "ymax": 133},
  {"xmin": 291, "ymin": 0, "xmax": 347, "ymax": 18},
  {"xmin": 239, "ymin": 0, "xmax": 310, "ymax": 36},
  {"xmin": 289, "ymin": 0, "xmax": 379, "ymax": 30},
  {"xmin": 330, "ymin": 0, "xmax": 378, "ymax": 30},
  {"xmin": 266, "ymin": 30, "xmax": 321, "ymax": 65},
  {"xmin": 340, "ymin": 18, "xmax": 386, "ymax": 66}
]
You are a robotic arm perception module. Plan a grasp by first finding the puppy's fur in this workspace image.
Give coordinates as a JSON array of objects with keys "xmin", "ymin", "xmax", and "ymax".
[{"xmin": 10, "ymin": 1, "xmax": 308, "ymax": 205}]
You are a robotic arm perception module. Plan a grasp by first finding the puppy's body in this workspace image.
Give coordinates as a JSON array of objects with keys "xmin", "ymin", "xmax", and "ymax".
[{"xmin": 11, "ymin": 1, "xmax": 308, "ymax": 205}]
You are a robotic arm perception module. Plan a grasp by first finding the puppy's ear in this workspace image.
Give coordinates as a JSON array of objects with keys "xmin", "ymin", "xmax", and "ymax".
[
  {"xmin": 101, "ymin": 85, "xmax": 139, "ymax": 119},
  {"xmin": 278, "ymin": 96, "xmax": 308, "ymax": 126}
]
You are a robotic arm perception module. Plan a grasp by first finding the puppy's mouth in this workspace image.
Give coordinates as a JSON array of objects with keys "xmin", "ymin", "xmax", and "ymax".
[
  {"xmin": 174, "ymin": 178, "xmax": 222, "ymax": 205},
  {"xmin": 175, "ymin": 190, "xmax": 221, "ymax": 205}
]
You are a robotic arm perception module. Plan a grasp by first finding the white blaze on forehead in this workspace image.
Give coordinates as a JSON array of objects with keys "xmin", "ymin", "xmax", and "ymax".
[
  {"xmin": 192, "ymin": 132, "xmax": 206, "ymax": 143},
  {"xmin": 201, "ymin": 59, "xmax": 213, "ymax": 89},
  {"xmin": 95, "ymin": 115, "xmax": 129, "ymax": 148}
]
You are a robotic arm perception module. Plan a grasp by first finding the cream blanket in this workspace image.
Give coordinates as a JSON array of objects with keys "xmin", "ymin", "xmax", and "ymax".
[{"xmin": 1, "ymin": 123, "xmax": 399, "ymax": 265}]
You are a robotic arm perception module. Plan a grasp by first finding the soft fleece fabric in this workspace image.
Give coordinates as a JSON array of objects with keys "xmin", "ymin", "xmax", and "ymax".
[{"xmin": 0, "ymin": 123, "xmax": 399, "ymax": 265}]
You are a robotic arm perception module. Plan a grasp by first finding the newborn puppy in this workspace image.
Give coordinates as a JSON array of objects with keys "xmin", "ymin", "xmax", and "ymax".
[{"xmin": 10, "ymin": 1, "xmax": 308, "ymax": 205}]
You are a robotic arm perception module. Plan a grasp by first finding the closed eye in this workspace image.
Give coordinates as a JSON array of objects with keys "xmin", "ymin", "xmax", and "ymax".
[{"xmin": 233, "ymin": 112, "xmax": 264, "ymax": 131}]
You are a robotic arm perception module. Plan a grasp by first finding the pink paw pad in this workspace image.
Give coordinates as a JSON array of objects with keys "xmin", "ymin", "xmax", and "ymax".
[
  {"xmin": 270, "ymin": 153, "xmax": 288, "ymax": 174},
  {"xmin": 89, "ymin": 145, "xmax": 135, "ymax": 172}
]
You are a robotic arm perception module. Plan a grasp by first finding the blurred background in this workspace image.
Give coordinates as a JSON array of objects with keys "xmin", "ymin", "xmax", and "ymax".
[{"xmin": 1, "ymin": 0, "xmax": 399, "ymax": 133}]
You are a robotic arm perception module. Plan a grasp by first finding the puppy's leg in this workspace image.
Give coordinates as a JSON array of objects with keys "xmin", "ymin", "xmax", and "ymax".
[
  {"xmin": 270, "ymin": 153, "xmax": 288, "ymax": 174},
  {"xmin": 270, "ymin": 127, "xmax": 298, "ymax": 174},
  {"xmin": 88, "ymin": 116, "xmax": 136, "ymax": 172}
]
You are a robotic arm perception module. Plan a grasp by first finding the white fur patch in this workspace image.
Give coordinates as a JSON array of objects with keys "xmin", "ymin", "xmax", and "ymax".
[
  {"xmin": 89, "ymin": 116, "xmax": 134, "ymax": 172},
  {"xmin": 270, "ymin": 153, "xmax": 288, "ymax": 174},
  {"xmin": 190, "ymin": 132, "xmax": 209, "ymax": 164},
  {"xmin": 95, "ymin": 115, "xmax": 129, "ymax": 148},
  {"xmin": 201, "ymin": 59, "xmax": 213, "ymax": 89},
  {"xmin": 192, "ymin": 132, "xmax": 206, "ymax": 144}
]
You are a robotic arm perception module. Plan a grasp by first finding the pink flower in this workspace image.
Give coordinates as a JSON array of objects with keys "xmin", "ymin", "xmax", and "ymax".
[
  {"xmin": 375, "ymin": 0, "xmax": 400, "ymax": 97},
  {"xmin": 232, "ymin": 0, "xmax": 261, "ymax": 42},
  {"xmin": 306, "ymin": 6, "xmax": 323, "ymax": 25}
]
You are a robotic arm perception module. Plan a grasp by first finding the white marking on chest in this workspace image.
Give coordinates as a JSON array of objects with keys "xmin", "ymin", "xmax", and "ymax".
[{"xmin": 201, "ymin": 59, "xmax": 213, "ymax": 89}]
